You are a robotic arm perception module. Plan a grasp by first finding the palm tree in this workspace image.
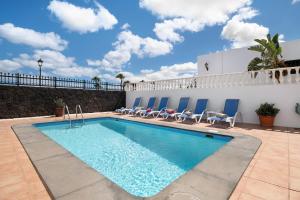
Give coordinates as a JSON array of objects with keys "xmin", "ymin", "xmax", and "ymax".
[
  {"xmin": 92, "ymin": 76, "xmax": 101, "ymax": 90},
  {"xmin": 248, "ymin": 33, "xmax": 287, "ymax": 82},
  {"xmin": 115, "ymin": 73, "xmax": 125, "ymax": 86}
]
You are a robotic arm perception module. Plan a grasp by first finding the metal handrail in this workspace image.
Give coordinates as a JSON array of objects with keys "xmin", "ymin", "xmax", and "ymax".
[
  {"xmin": 76, "ymin": 105, "xmax": 85, "ymax": 125},
  {"xmin": 64, "ymin": 105, "xmax": 72, "ymax": 128}
]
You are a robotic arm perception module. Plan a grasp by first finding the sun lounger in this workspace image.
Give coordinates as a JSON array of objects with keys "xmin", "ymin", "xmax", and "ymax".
[
  {"xmin": 207, "ymin": 99, "xmax": 240, "ymax": 127},
  {"xmin": 115, "ymin": 97, "xmax": 141, "ymax": 114},
  {"xmin": 178, "ymin": 99, "xmax": 208, "ymax": 123},
  {"xmin": 160, "ymin": 97, "xmax": 189, "ymax": 119},
  {"xmin": 142, "ymin": 97, "xmax": 169, "ymax": 118},
  {"xmin": 132, "ymin": 97, "xmax": 156, "ymax": 116}
]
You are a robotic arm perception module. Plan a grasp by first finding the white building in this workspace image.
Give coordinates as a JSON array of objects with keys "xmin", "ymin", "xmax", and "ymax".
[
  {"xmin": 126, "ymin": 40, "xmax": 300, "ymax": 128},
  {"xmin": 197, "ymin": 39, "xmax": 300, "ymax": 75}
]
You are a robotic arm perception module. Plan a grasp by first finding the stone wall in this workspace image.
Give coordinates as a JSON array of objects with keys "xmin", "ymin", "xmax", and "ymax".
[{"xmin": 0, "ymin": 86, "xmax": 125, "ymax": 119}]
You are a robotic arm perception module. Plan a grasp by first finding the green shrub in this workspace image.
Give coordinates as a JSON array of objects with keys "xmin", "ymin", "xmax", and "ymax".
[
  {"xmin": 54, "ymin": 98, "xmax": 65, "ymax": 108},
  {"xmin": 256, "ymin": 103, "xmax": 280, "ymax": 116}
]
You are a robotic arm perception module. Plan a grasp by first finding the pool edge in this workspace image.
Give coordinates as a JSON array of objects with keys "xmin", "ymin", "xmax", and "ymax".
[{"xmin": 11, "ymin": 116, "xmax": 261, "ymax": 200}]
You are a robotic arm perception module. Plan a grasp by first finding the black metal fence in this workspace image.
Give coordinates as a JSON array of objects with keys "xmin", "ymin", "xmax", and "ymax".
[{"xmin": 0, "ymin": 72, "xmax": 123, "ymax": 91}]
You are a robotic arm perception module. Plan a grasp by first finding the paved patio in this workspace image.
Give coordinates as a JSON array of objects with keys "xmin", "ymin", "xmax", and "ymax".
[{"xmin": 0, "ymin": 112, "xmax": 300, "ymax": 200}]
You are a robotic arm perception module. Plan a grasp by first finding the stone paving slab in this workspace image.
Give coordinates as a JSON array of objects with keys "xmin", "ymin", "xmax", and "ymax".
[
  {"xmin": 34, "ymin": 153, "xmax": 104, "ymax": 199},
  {"xmin": 174, "ymin": 170, "xmax": 234, "ymax": 200},
  {"xmin": 57, "ymin": 179, "xmax": 141, "ymax": 200},
  {"xmin": 226, "ymin": 135, "xmax": 261, "ymax": 151},
  {"xmin": 12, "ymin": 116, "xmax": 261, "ymax": 200},
  {"xmin": 149, "ymin": 182, "xmax": 206, "ymax": 200},
  {"xmin": 195, "ymin": 145, "xmax": 255, "ymax": 183},
  {"xmin": 22, "ymin": 140, "xmax": 69, "ymax": 161},
  {"xmin": 12, "ymin": 125, "xmax": 49, "ymax": 144}
]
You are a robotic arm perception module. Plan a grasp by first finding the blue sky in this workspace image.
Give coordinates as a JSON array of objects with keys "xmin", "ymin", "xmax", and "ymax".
[{"xmin": 0, "ymin": 0, "xmax": 299, "ymax": 82}]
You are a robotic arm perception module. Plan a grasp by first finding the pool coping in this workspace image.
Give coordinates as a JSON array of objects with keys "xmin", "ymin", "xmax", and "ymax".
[{"xmin": 12, "ymin": 116, "xmax": 261, "ymax": 200}]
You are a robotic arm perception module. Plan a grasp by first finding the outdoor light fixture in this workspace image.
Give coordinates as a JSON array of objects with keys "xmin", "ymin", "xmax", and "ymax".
[
  {"xmin": 37, "ymin": 58, "xmax": 43, "ymax": 67},
  {"xmin": 37, "ymin": 58, "xmax": 43, "ymax": 75},
  {"xmin": 204, "ymin": 62, "xmax": 209, "ymax": 71},
  {"xmin": 37, "ymin": 58, "xmax": 43, "ymax": 86}
]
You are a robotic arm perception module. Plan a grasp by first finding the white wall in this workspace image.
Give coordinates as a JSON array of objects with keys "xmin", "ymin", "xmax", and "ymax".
[
  {"xmin": 126, "ymin": 84, "xmax": 300, "ymax": 128},
  {"xmin": 198, "ymin": 39, "xmax": 300, "ymax": 75}
]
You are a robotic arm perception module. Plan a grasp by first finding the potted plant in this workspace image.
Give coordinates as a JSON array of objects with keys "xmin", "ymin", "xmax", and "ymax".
[
  {"xmin": 256, "ymin": 103, "xmax": 280, "ymax": 127},
  {"xmin": 54, "ymin": 98, "xmax": 65, "ymax": 117}
]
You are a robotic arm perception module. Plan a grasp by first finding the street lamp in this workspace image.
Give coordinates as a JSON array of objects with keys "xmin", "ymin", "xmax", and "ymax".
[{"xmin": 37, "ymin": 58, "xmax": 43, "ymax": 86}]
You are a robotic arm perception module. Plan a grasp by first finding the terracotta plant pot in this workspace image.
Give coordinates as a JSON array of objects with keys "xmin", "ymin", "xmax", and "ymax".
[
  {"xmin": 258, "ymin": 115, "xmax": 275, "ymax": 127},
  {"xmin": 55, "ymin": 107, "xmax": 64, "ymax": 117}
]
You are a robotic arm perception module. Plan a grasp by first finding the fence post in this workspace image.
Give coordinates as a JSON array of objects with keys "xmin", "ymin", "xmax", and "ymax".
[
  {"xmin": 105, "ymin": 82, "xmax": 108, "ymax": 91},
  {"xmin": 54, "ymin": 77, "xmax": 57, "ymax": 88},
  {"xmin": 16, "ymin": 73, "xmax": 20, "ymax": 86},
  {"xmin": 83, "ymin": 80, "xmax": 86, "ymax": 90}
]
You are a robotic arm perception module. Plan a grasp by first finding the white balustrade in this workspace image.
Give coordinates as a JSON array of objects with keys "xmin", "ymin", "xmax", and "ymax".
[{"xmin": 125, "ymin": 66, "xmax": 300, "ymax": 91}]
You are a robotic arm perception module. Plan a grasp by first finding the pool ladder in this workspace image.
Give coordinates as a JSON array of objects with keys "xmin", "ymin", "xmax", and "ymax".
[
  {"xmin": 63, "ymin": 105, "xmax": 85, "ymax": 128},
  {"xmin": 64, "ymin": 105, "xmax": 72, "ymax": 128},
  {"xmin": 75, "ymin": 104, "xmax": 85, "ymax": 125}
]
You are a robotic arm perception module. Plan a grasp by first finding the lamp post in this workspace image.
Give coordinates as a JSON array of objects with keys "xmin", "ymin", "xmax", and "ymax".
[{"xmin": 37, "ymin": 58, "xmax": 43, "ymax": 86}]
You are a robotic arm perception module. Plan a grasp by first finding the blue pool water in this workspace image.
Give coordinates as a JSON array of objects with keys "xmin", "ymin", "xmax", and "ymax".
[{"xmin": 35, "ymin": 118, "xmax": 231, "ymax": 197}]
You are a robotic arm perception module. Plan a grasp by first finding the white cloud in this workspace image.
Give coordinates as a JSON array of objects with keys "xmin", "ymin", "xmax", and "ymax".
[
  {"xmin": 100, "ymin": 73, "xmax": 119, "ymax": 82},
  {"xmin": 0, "ymin": 23, "xmax": 68, "ymax": 51},
  {"xmin": 87, "ymin": 0, "xmax": 258, "ymax": 74},
  {"xmin": 87, "ymin": 30, "xmax": 172, "ymax": 71},
  {"xmin": 3, "ymin": 50, "xmax": 99, "ymax": 78},
  {"xmin": 221, "ymin": 7, "xmax": 269, "ymax": 48},
  {"xmin": 14, "ymin": 50, "xmax": 77, "ymax": 70},
  {"xmin": 140, "ymin": 0, "xmax": 252, "ymax": 23},
  {"xmin": 0, "ymin": 59, "xmax": 22, "ymax": 72},
  {"xmin": 144, "ymin": 62, "xmax": 197, "ymax": 80},
  {"xmin": 154, "ymin": 18, "xmax": 204, "ymax": 43},
  {"xmin": 121, "ymin": 23, "xmax": 130, "ymax": 30},
  {"xmin": 120, "ymin": 62, "xmax": 197, "ymax": 82},
  {"xmin": 141, "ymin": 37, "xmax": 173, "ymax": 57},
  {"xmin": 140, "ymin": 0, "xmax": 252, "ymax": 43},
  {"xmin": 140, "ymin": 69, "xmax": 154, "ymax": 74},
  {"xmin": 292, "ymin": 0, "xmax": 300, "ymax": 4},
  {"xmin": 52, "ymin": 66, "xmax": 99, "ymax": 77},
  {"xmin": 48, "ymin": 0, "xmax": 118, "ymax": 34}
]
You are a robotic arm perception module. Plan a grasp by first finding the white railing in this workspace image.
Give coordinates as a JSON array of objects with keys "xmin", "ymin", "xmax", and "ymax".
[{"xmin": 125, "ymin": 66, "xmax": 300, "ymax": 91}]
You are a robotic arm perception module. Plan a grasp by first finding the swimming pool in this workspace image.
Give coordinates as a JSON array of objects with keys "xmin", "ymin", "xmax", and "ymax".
[{"xmin": 35, "ymin": 117, "xmax": 232, "ymax": 197}]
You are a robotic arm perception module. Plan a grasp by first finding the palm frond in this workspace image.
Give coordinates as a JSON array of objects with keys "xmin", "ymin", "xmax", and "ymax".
[
  {"xmin": 248, "ymin": 57, "xmax": 263, "ymax": 71},
  {"xmin": 254, "ymin": 39, "xmax": 268, "ymax": 47},
  {"xmin": 272, "ymin": 33, "xmax": 280, "ymax": 48},
  {"xmin": 248, "ymin": 45, "xmax": 265, "ymax": 53},
  {"xmin": 248, "ymin": 33, "xmax": 286, "ymax": 82},
  {"xmin": 267, "ymin": 34, "xmax": 272, "ymax": 43}
]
